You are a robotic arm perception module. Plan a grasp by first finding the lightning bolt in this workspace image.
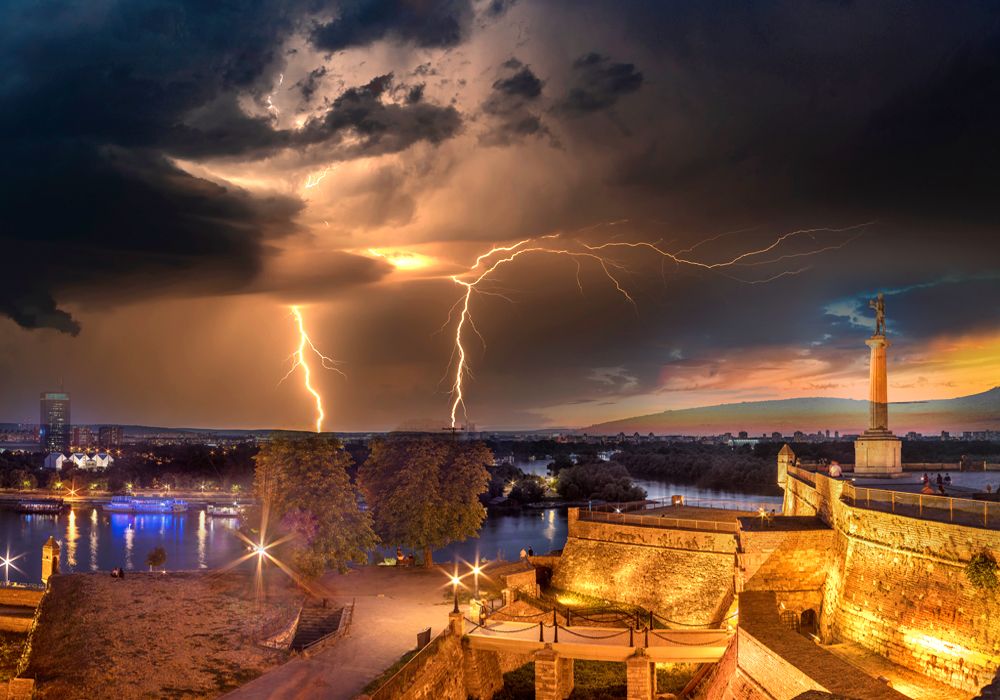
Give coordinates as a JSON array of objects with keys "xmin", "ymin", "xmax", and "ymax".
[
  {"xmin": 280, "ymin": 306, "xmax": 345, "ymax": 433},
  {"xmin": 304, "ymin": 165, "xmax": 337, "ymax": 189},
  {"xmin": 266, "ymin": 73, "xmax": 284, "ymax": 115},
  {"xmin": 443, "ymin": 223, "xmax": 872, "ymax": 427}
]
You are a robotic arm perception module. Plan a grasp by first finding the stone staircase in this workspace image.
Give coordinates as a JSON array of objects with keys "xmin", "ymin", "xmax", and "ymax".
[{"xmin": 290, "ymin": 604, "xmax": 345, "ymax": 652}]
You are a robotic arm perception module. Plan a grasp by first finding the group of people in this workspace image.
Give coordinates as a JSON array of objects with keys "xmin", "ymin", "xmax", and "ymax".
[
  {"xmin": 110, "ymin": 567, "xmax": 126, "ymax": 578},
  {"xmin": 395, "ymin": 547, "xmax": 416, "ymax": 566},
  {"xmin": 520, "ymin": 547, "xmax": 534, "ymax": 560},
  {"xmin": 920, "ymin": 473, "xmax": 952, "ymax": 495}
]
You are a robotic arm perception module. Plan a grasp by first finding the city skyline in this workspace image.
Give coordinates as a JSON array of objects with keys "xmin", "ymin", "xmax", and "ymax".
[{"xmin": 3, "ymin": 1, "xmax": 1000, "ymax": 432}]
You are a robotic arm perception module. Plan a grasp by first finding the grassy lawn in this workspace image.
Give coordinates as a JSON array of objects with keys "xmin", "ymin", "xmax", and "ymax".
[
  {"xmin": 491, "ymin": 660, "xmax": 697, "ymax": 699},
  {"xmin": 0, "ymin": 631, "xmax": 28, "ymax": 683}
]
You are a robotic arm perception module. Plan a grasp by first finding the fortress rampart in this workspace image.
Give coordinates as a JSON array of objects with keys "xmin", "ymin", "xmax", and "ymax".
[
  {"xmin": 552, "ymin": 507, "xmax": 736, "ymax": 624},
  {"xmin": 783, "ymin": 466, "xmax": 1000, "ymax": 693}
]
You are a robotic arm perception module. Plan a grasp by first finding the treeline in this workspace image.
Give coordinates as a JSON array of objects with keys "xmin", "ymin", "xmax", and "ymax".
[{"xmin": 614, "ymin": 444, "xmax": 779, "ymax": 490}]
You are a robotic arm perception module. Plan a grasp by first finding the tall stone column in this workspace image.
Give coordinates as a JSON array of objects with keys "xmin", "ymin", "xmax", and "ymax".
[
  {"xmin": 855, "ymin": 334, "xmax": 901, "ymax": 476},
  {"xmin": 866, "ymin": 336, "xmax": 891, "ymax": 430}
]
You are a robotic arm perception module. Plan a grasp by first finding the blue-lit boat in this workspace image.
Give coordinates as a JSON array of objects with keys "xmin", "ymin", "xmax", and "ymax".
[{"xmin": 104, "ymin": 495, "xmax": 188, "ymax": 514}]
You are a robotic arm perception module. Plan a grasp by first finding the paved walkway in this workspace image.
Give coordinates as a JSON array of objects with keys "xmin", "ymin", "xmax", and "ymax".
[
  {"xmin": 824, "ymin": 641, "xmax": 972, "ymax": 700},
  {"xmin": 223, "ymin": 565, "xmax": 454, "ymax": 700}
]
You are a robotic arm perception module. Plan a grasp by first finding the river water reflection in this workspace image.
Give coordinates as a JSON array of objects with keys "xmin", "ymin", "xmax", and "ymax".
[{"xmin": 0, "ymin": 461, "xmax": 782, "ymax": 582}]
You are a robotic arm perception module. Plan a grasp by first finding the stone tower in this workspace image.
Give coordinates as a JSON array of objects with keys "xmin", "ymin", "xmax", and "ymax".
[
  {"xmin": 855, "ymin": 332, "xmax": 901, "ymax": 475},
  {"xmin": 42, "ymin": 536, "xmax": 60, "ymax": 583},
  {"xmin": 777, "ymin": 444, "xmax": 795, "ymax": 487}
]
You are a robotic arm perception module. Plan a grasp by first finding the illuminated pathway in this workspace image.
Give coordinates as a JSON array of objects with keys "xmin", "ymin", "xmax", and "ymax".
[{"xmin": 222, "ymin": 566, "xmax": 450, "ymax": 700}]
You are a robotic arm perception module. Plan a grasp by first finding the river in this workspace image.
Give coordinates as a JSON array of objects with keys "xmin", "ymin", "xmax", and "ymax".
[{"xmin": 0, "ymin": 460, "xmax": 784, "ymax": 583}]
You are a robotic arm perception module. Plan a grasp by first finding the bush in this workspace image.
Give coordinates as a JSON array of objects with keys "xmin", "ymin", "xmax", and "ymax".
[
  {"xmin": 555, "ymin": 463, "xmax": 646, "ymax": 502},
  {"xmin": 966, "ymin": 553, "xmax": 999, "ymax": 591}
]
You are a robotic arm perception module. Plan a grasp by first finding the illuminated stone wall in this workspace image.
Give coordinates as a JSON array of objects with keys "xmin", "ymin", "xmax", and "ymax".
[
  {"xmin": 552, "ymin": 511, "xmax": 735, "ymax": 623},
  {"xmin": 738, "ymin": 520, "xmax": 835, "ymax": 617},
  {"xmin": 783, "ymin": 470, "xmax": 1000, "ymax": 694}
]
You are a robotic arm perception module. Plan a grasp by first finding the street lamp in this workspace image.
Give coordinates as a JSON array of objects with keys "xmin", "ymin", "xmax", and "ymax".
[
  {"xmin": 472, "ymin": 559, "xmax": 481, "ymax": 600},
  {"xmin": 452, "ymin": 575, "xmax": 461, "ymax": 613}
]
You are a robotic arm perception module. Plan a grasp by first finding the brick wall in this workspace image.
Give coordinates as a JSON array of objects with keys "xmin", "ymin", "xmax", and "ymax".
[
  {"xmin": 387, "ymin": 634, "xmax": 468, "ymax": 700},
  {"xmin": 568, "ymin": 509, "xmax": 737, "ymax": 554}
]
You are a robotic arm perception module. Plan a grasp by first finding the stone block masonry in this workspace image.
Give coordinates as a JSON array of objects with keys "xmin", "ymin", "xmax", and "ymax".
[
  {"xmin": 783, "ymin": 466, "xmax": 1000, "ymax": 694},
  {"xmin": 553, "ymin": 509, "xmax": 737, "ymax": 624}
]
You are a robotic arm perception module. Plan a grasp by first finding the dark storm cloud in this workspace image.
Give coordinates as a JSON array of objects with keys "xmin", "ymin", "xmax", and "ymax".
[
  {"xmin": 311, "ymin": 0, "xmax": 473, "ymax": 52},
  {"xmin": 480, "ymin": 62, "xmax": 551, "ymax": 146},
  {"xmin": 492, "ymin": 67, "xmax": 543, "ymax": 98},
  {"xmin": 559, "ymin": 53, "xmax": 644, "ymax": 115},
  {"xmin": 0, "ymin": 0, "xmax": 463, "ymax": 334},
  {"xmin": 300, "ymin": 74, "xmax": 462, "ymax": 155},
  {"xmin": 296, "ymin": 66, "xmax": 328, "ymax": 103},
  {"xmin": 483, "ymin": 0, "xmax": 517, "ymax": 19}
]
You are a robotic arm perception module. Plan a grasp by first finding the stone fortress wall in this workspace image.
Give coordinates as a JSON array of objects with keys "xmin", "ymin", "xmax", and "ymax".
[
  {"xmin": 552, "ymin": 508, "xmax": 736, "ymax": 624},
  {"xmin": 782, "ymin": 465, "xmax": 1000, "ymax": 693}
]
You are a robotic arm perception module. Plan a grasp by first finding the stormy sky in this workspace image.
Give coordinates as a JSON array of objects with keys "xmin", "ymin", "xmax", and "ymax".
[{"xmin": 2, "ymin": 0, "xmax": 999, "ymax": 432}]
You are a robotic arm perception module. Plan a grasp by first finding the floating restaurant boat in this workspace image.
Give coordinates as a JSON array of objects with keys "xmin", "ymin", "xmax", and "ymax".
[
  {"xmin": 205, "ymin": 502, "xmax": 242, "ymax": 517},
  {"xmin": 15, "ymin": 499, "xmax": 65, "ymax": 514},
  {"xmin": 104, "ymin": 495, "xmax": 188, "ymax": 514}
]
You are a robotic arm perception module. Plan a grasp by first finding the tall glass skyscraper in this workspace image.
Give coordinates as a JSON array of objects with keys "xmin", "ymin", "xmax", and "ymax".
[{"xmin": 40, "ymin": 392, "xmax": 71, "ymax": 452}]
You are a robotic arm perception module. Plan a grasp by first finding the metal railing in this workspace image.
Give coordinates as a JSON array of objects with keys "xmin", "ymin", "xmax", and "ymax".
[
  {"xmin": 589, "ymin": 496, "xmax": 778, "ymax": 515},
  {"xmin": 579, "ymin": 509, "xmax": 738, "ymax": 533},
  {"xmin": 369, "ymin": 629, "xmax": 448, "ymax": 700},
  {"xmin": 844, "ymin": 483, "xmax": 1000, "ymax": 529},
  {"xmin": 301, "ymin": 599, "xmax": 354, "ymax": 653}
]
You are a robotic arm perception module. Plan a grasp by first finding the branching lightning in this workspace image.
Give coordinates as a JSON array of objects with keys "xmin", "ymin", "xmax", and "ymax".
[
  {"xmin": 442, "ymin": 222, "xmax": 872, "ymax": 427},
  {"xmin": 304, "ymin": 165, "xmax": 337, "ymax": 189},
  {"xmin": 280, "ymin": 306, "xmax": 345, "ymax": 433}
]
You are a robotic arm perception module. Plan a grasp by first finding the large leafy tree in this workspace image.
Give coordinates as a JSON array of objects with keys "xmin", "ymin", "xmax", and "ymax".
[
  {"xmin": 359, "ymin": 438, "xmax": 492, "ymax": 567},
  {"xmin": 242, "ymin": 437, "xmax": 376, "ymax": 580}
]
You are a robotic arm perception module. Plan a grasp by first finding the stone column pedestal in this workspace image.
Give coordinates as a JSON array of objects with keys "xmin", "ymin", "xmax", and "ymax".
[
  {"xmin": 626, "ymin": 652, "xmax": 655, "ymax": 700},
  {"xmin": 535, "ymin": 646, "xmax": 573, "ymax": 700},
  {"xmin": 449, "ymin": 611, "xmax": 465, "ymax": 637}
]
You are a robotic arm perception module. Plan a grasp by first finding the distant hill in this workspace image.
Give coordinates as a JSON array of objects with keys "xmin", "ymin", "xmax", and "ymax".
[{"xmin": 580, "ymin": 387, "xmax": 1000, "ymax": 436}]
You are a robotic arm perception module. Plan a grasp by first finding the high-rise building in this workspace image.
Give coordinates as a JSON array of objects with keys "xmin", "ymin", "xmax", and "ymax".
[
  {"xmin": 40, "ymin": 391, "xmax": 71, "ymax": 452},
  {"xmin": 98, "ymin": 426, "xmax": 124, "ymax": 448},
  {"xmin": 71, "ymin": 426, "xmax": 93, "ymax": 448}
]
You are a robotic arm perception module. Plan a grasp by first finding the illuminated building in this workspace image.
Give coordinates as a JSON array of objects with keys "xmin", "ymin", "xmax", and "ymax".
[
  {"xmin": 71, "ymin": 426, "xmax": 93, "ymax": 448},
  {"xmin": 98, "ymin": 426, "xmax": 124, "ymax": 448},
  {"xmin": 40, "ymin": 391, "xmax": 70, "ymax": 452}
]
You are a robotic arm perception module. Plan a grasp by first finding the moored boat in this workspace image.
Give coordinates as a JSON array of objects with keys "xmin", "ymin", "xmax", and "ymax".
[
  {"xmin": 104, "ymin": 495, "xmax": 188, "ymax": 514},
  {"xmin": 206, "ymin": 502, "xmax": 242, "ymax": 516},
  {"xmin": 15, "ymin": 499, "xmax": 65, "ymax": 514}
]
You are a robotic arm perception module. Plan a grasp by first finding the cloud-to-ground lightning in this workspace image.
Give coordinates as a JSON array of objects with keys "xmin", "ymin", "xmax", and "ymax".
[
  {"xmin": 441, "ymin": 223, "xmax": 872, "ymax": 426},
  {"xmin": 280, "ymin": 306, "xmax": 345, "ymax": 433}
]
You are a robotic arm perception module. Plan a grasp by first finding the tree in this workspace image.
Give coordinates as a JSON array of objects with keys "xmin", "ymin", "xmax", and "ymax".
[
  {"xmin": 509, "ymin": 477, "xmax": 545, "ymax": 503},
  {"xmin": 359, "ymin": 438, "xmax": 492, "ymax": 567},
  {"xmin": 145, "ymin": 545, "xmax": 167, "ymax": 572},
  {"xmin": 555, "ymin": 462, "xmax": 647, "ymax": 502},
  {"xmin": 242, "ymin": 437, "xmax": 377, "ymax": 580}
]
